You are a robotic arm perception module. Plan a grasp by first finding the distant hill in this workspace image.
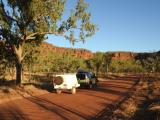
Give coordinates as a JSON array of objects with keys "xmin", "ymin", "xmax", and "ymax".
[
  {"xmin": 111, "ymin": 51, "xmax": 160, "ymax": 60},
  {"xmin": 40, "ymin": 42, "xmax": 159, "ymax": 61},
  {"xmin": 40, "ymin": 42, "xmax": 93, "ymax": 59},
  {"xmin": 110, "ymin": 51, "xmax": 160, "ymax": 61}
]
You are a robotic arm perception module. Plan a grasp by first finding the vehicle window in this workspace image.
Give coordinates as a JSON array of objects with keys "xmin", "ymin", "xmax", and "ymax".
[
  {"xmin": 86, "ymin": 73, "xmax": 91, "ymax": 78},
  {"xmin": 76, "ymin": 74, "xmax": 86, "ymax": 80}
]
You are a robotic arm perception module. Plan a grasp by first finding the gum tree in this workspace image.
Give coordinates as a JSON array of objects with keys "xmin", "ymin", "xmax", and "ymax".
[
  {"xmin": 92, "ymin": 52, "xmax": 104, "ymax": 77},
  {"xmin": 0, "ymin": 0, "xmax": 96, "ymax": 85},
  {"xmin": 102, "ymin": 53, "xmax": 112, "ymax": 76}
]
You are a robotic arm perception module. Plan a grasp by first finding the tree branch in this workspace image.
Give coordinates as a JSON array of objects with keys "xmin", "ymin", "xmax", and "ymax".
[
  {"xmin": 22, "ymin": 51, "xmax": 28, "ymax": 60},
  {"xmin": 0, "ymin": 0, "xmax": 18, "ymax": 24},
  {"xmin": 25, "ymin": 31, "xmax": 64, "ymax": 40}
]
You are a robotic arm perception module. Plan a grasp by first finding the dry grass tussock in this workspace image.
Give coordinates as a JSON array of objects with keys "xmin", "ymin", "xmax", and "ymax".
[{"xmin": 120, "ymin": 98, "xmax": 138, "ymax": 117}]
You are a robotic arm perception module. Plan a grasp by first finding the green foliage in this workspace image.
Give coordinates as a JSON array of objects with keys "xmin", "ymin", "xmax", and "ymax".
[
  {"xmin": 50, "ymin": 54, "xmax": 81, "ymax": 73},
  {"xmin": 143, "ymin": 57, "xmax": 160, "ymax": 72},
  {"xmin": 101, "ymin": 53, "xmax": 112, "ymax": 73},
  {"xmin": 0, "ymin": 42, "xmax": 15, "ymax": 79},
  {"xmin": 136, "ymin": 52, "xmax": 160, "ymax": 72},
  {"xmin": 84, "ymin": 52, "xmax": 112, "ymax": 77},
  {"xmin": 21, "ymin": 46, "xmax": 86, "ymax": 74},
  {"xmin": 109, "ymin": 60, "xmax": 145, "ymax": 73},
  {"xmin": 92, "ymin": 52, "xmax": 104, "ymax": 68},
  {"xmin": 22, "ymin": 43, "xmax": 41, "ymax": 80},
  {"xmin": 84, "ymin": 59, "xmax": 94, "ymax": 71}
]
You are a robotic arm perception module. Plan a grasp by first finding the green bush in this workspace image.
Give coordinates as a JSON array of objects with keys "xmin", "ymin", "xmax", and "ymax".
[{"xmin": 109, "ymin": 60, "xmax": 145, "ymax": 73}]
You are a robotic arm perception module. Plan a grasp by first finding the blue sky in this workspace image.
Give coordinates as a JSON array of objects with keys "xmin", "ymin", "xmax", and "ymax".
[{"xmin": 47, "ymin": 0, "xmax": 160, "ymax": 52}]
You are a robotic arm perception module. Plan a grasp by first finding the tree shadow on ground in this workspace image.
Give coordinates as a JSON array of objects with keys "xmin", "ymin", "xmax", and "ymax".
[
  {"xmin": 130, "ymin": 98, "xmax": 160, "ymax": 120},
  {"xmin": 0, "ymin": 79, "xmax": 16, "ymax": 86},
  {"xmin": 0, "ymin": 94, "xmax": 90, "ymax": 120},
  {"xmin": 106, "ymin": 75, "xmax": 140, "ymax": 81},
  {"xmin": 33, "ymin": 82, "xmax": 54, "ymax": 92},
  {"xmin": 90, "ymin": 87, "xmax": 127, "ymax": 97},
  {"xmin": 0, "ymin": 104, "xmax": 30, "ymax": 120},
  {"xmin": 27, "ymin": 74, "xmax": 54, "ymax": 92},
  {"xmin": 24, "ymin": 95, "xmax": 89, "ymax": 120}
]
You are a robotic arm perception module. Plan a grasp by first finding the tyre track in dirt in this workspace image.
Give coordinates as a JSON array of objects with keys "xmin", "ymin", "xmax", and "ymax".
[{"xmin": 0, "ymin": 77, "xmax": 139, "ymax": 120}]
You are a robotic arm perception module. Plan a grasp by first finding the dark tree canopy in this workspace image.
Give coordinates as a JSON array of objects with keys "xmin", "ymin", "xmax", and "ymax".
[{"xmin": 0, "ymin": 0, "xmax": 97, "ymax": 84}]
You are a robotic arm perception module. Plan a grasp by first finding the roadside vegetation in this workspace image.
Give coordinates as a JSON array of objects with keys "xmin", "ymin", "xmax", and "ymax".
[
  {"xmin": 107, "ymin": 74, "xmax": 160, "ymax": 120},
  {"xmin": 0, "ymin": 44, "xmax": 160, "ymax": 85}
]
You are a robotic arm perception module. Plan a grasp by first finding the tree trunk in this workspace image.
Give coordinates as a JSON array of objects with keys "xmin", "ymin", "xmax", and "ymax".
[
  {"xmin": 29, "ymin": 63, "xmax": 32, "ymax": 82},
  {"xmin": 105, "ymin": 65, "xmax": 108, "ymax": 77},
  {"xmin": 16, "ymin": 62, "xmax": 22, "ymax": 85},
  {"xmin": 96, "ymin": 67, "xmax": 99, "ymax": 78},
  {"xmin": 13, "ymin": 45, "xmax": 23, "ymax": 85}
]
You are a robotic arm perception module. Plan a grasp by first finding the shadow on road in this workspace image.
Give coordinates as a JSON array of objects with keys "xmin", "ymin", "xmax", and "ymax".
[
  {"xmin": 0, "ymin": 104, "xmax": 30, "ymax": 120},
  {"xmin": 25, "ymin": 96, "xmax": 89, "ymax": 120},
  {"xmin": 89, "ymin": 78, "xmax": 140, "ymax": 120}
]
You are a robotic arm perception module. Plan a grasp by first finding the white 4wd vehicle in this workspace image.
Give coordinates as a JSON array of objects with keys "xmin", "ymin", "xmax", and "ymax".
[{"xmin": 53, "ymin": 74, "xmax": 80, "ymax": 94}]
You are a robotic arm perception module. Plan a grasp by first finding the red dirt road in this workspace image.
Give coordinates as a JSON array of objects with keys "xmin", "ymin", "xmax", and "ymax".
[{"xmin": 0, "ymin": 77, "xmax": 138, "ymax": 120}]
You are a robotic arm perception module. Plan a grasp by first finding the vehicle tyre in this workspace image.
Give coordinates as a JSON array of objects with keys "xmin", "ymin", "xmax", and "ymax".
[
  {"xmin": 56, "ymin": 89, "xmax": 62, "ymax": 94},
  {"xmin": 71, "ymin": 87, "xmax": 76, "ymax": 94}
]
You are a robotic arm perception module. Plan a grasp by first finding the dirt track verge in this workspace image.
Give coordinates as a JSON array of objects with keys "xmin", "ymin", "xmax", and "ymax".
[{"xmin": 96, "ymin": 76, "xmax": 160, "ymax": 120}]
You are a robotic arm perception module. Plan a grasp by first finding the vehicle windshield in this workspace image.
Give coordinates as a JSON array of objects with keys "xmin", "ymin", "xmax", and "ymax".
[{"xmin": 76, "ymin": 73, "xmax": 86, "ymax": 80}]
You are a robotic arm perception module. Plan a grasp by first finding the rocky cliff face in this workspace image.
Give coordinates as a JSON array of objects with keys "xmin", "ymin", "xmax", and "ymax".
[
  {"xmin": 111, "ymin": 51, "xmax": 159, "ymax": 61},
  {"xmin": 40, "ymin": 42, "xmax": 93, "ymax": 59},
  {"xmin": 41, "ymin": 42, "xmax": 159, "ymax": 60},
  {"xmin": 111, "ymin": 52, "xmax": 136, "ymax": 60}
]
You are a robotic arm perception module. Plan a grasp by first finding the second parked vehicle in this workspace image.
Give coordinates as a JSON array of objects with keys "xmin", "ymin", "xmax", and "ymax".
[{"xmin": 76, "ymin": 71, "xmax": 98, "ymax": 88}]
